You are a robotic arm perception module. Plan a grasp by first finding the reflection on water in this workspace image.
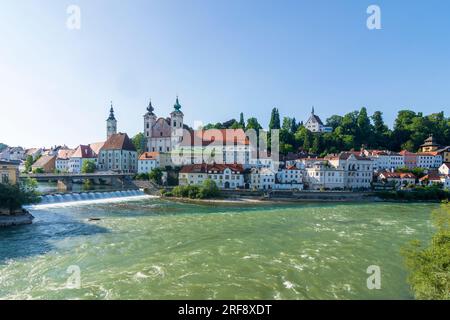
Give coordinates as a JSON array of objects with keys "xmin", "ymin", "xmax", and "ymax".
[{"xmin": 0, "ymin": 199, "xmax": 436, "ymax": 300}]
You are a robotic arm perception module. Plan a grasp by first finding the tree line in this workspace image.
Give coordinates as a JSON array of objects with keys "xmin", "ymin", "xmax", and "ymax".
[{"xmin": 203, "ymin": 108, "xmax": 450, "ymax": 156}]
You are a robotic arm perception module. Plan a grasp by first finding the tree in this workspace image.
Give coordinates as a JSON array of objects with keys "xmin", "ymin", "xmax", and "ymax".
[
  {"xmin": 149, "ymin": 168, "xmax": 163, "ymax": 185},
  {"xmin": 0, "ymin": 182, "xmax": 40, "ymax": 214},
  {"xmin": 246, "ymin": 117, "xmax": 262, "ymax": 132},
  {"xmin": 371, "ymin": 111, "xmax": 390, "ymax": 148},
  {"xmin": 326, "ymin": 115, "xmax": 343, "ymax": 130},
  {"xmin": 269, "ymin": 108, "xmax": 281, "ymax": 130},
  {"xmin": 401, "ymin": 203, "xmax": 450, "ymax": 299},
  {"xmin": 356, "ymin": 107, "xmax": 373, "ymax": 147},
  {"xmin": 239, "ymin": 112, "xmax": 245, "ymax": 128},
  {"xmin": 24, "ymin": 155, "xmax": 34, "ymax": 173},
  {"xmin": 81, "ymin": 160, "xmax": 96, "ymax": 173},
  {"xmin": 132, "ymin": 132, "xmax": 146, "ymax": 155},
  {"xmin": 32, "ymin": 167, "xmax": 44, "ymax": 174}
]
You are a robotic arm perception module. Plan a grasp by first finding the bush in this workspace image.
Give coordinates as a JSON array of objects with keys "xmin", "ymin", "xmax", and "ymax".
[
  {"xmin": 32, "ymin": 167, "xmax": 45, "ymax": 174},
  {"xmin": 378, "ymin": 185, "xmax": 450, "ymax": 201},
  {"xmin": 81, "ymin": 160, "xmax": 96, "ymax": 174},
  {"xmin": 401, "ymin": 203, "xmax": 450, "ymax": 299},
  {"xmin": 149, "ymin": 168, "xmax": 163, "ymax": 185},
  {"xmin": 166, "ymin": 179, "xmax": 220, "ymax": 199},
  {"xmin": 0, "ymin": 181, "xmax": 40, "ymax": 213}
]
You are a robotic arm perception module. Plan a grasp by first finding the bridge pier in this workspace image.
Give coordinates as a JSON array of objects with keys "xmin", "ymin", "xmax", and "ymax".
[{"xmin": 57, "ymin": 178, "xmax": 73, "ymax": 191}]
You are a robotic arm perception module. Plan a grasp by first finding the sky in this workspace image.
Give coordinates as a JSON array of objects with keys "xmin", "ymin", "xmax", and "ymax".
[{"xmin": 0, "ymin": 0, "xmax": 449, "ymax": 148}]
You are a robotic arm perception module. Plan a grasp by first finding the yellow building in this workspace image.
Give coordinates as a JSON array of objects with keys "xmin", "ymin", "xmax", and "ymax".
[
  {"xmin": 437, "ymin": 146, "xmax": 450, "ymax": 163},
  {"xmin": 0, "ymin": 160, "xmax": 19, "ymax": 185}
]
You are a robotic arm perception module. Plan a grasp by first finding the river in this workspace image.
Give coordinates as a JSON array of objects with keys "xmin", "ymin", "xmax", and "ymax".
[{"xmin": 0, "ymin": 196, "xmax": 436, "ymax": 299}]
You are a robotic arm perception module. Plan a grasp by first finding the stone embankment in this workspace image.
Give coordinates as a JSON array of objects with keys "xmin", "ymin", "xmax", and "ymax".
[{"xmin": 0, "ymin": 210, "xmax": 35, "ymax": 227}]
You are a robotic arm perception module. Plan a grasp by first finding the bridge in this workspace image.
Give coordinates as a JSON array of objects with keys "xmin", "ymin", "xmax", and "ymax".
[{"xmin": 20, "ymin": 172, "xmax": 135, "ymax": 191}]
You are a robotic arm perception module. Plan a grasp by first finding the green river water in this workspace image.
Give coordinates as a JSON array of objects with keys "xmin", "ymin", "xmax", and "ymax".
[{"xmin": 0, "ymin": 197, "xmax": 437, "ymax": 299}]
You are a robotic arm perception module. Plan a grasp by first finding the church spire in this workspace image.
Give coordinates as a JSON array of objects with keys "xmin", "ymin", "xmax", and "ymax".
[
  {"xmin": 108, "ymin": 101, "xmax": 116, "ymax": 120},
  {"xmin": 311, "ymin": 106, "xmax": 315, "ymax": 115},
  {"xmin": 174, "ymin": 96, "xmax": 182, "ymax": 112},
  {"xmin": 147, "ymin": 99, "xmax": 154, "ymax": 114}
]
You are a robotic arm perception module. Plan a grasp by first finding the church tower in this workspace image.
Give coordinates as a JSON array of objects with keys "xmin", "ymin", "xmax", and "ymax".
[
  {"xmin": 106, "ymin": 101, "xmax": 117, "ymax": 139},
  {"xmin": 170, "ymin": 96, "xmax": 184, "ymax": 144},
  {"xmin": 144, "ymin": 99, "xmax": 157, "ymax": 151}
]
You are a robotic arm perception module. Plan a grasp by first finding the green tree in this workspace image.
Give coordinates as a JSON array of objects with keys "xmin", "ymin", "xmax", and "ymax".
[
  {"xmin": 81, "ymin": 160, "xmax": 96, "ymax": 173},
  {"xmin": 132, "ymin": 132, "xmax": 146, "ymax": 155},
  {"xmin": 356, "ymin": 107, "xmax": 373, "ymax": 147},
  {"xmin": 24, "ymin": 155, "xmax": 35, "ymax": 173},
  {"xmin": 269, "ymin": 108, "xmax": 281, "ymax": 130},
  {"xmin": 149, "ymin": 168, "xmax": 163, "ymax": 185},
  {"xmin": 401, "ymin": 203, "xmax": 450, "ymax": 300},
  {"xmin": 239, "ymin": 112, "xmax": 245, "ymax": 128},
  {"xmin": 0, "ymin": 182, "xmax": 40, "ymax": 214},
  {"xmin": 246, "ymin": 117, "xmax": 262, "ymax": 132}
]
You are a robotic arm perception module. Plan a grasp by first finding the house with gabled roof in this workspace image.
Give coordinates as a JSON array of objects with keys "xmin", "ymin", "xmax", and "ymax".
[
  {"xmin": 97, "ymin": 133, "xmax": 137, "ymax": 173},
  {"xmin": 304, "ymin": 107, "xmax": 332, "ymax": 133}
]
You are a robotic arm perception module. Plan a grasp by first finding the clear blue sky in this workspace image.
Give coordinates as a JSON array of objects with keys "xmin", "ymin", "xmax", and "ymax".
[{"xmin": 1, "ymin": 0, "xmax": 449, "ymax": 148}]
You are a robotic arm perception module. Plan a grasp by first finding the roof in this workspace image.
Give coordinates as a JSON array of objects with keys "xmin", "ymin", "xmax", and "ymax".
[
  {"xmin": 180, "ymin": 129, "xmax": 250, "ymax": 147},
  {"xmin": 416, "ymin": 152, "xmax": 440, "ymax": 156},
  {"xmin": 89, "ymin": 142, "xmax": 105, "ymax": 155},
  {"xmin": 57, "ymin": 148, "xmax": 75, "ymax": 159},
  {"xmin": 326, "ymin": 152, "xmax": 371, "ymax": 161},
  {"xmin": 71, "ymin": 145, "xmax": 96, "ymax": 159},
  {"xmin": 441, "ymin": 163, "xmax": 450, "ymax": 169},
  {"xmin": 101, "ymin": 133, "xmax": 136, "ymax": 152},
  {"xmin": 306, "ymin": 113, "xmax": 324, "ymax": 126},
  {"xmin": 180, "ymin": 163, "xmax": 244, "ymax": 174},
  {"xmin": 419, "ymin": 174, "xmax": 442, "ymax": 182},
  {"xmin": 32, "ymin": 155, "xmax": 56, "ymax": 167},
  {"xmin": 420, "ymin": 135, "xmax": 440, "ymax": 147},
  {"xmin": 286, "ymin": 165, "xmax": 300, "ymax": 170},
  {"xmin": 139, "ymin": 152, "xmax": 160, "ymax": 160},
  {"xmin": 0, "ymin": 160, "xmax": 20, "ymax": 166},
  {"xmin": 379, "ymin": 172, "xmax": 416, "ymax": 179}
]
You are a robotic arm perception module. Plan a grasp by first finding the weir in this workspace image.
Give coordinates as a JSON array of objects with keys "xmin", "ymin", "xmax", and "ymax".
[{"xmin": 38, "ymin": 189, "xmax": 147, "ymax": 205}]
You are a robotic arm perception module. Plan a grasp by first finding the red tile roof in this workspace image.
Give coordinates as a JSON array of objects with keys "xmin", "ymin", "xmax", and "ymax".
[
  {"xmin": 101, "ymin": 133, "xmax": 136, "ymax": 152},
  {"xmin": 139, "ymin": 152, "xmax": 160, "ymax": 160},
  {"xmin": 71, "ymin": 145, "xmax": 96, "ymax": 158}
]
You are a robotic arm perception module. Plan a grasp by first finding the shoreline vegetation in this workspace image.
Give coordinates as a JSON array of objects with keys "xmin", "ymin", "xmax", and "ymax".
[
  {"xmin": 401, "ymin": 202, "xmax": 450, "ymax": 300},
  {"xmin": 156, "ymin": 180, "xmax": 449, "ymax": 204},
  {"xmin": 0, "ymin": 178, "xmax": 40, "ymax": 227}
]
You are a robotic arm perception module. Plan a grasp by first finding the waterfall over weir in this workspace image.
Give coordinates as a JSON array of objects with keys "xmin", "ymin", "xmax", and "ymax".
[{"xmin": 30, "ymin": 189, "xmax": 153, "ymax": 208}]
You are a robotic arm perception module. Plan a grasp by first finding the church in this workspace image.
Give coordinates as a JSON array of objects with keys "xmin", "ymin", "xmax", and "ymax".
[
  {"xmin": 304, "ymin": 107, "xmax": 332, "ymax": 133},
  {"xmin": 143, "ymin": 97, "xmax": 187, "ymax": 153}
]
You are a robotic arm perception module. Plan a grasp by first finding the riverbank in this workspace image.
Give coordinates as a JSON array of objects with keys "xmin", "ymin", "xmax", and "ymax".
[{"xmin": 0, "ymin": 211, "xmax": 34, "ymax": 227}]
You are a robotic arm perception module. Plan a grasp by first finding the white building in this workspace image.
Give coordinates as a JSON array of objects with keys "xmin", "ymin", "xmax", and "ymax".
[
  {"xmin": 250, "ymin": 167, "xmax": 276, "ymax": 190},
  {"xmin": 438, "ymin": 163, "xmax": 450, "ymax": 175},
  {"xmin": 179, "ymin": 163, "xmax": 244, "ymax": 189},
  {"xmin": 138, "ymin": 152, "xmax": 160, "ymax": 174},
  {"xmin": 363, "ymin": 150, "xmax": 404, "ymax": 171},
  {"xmin": 304, "ymin": 107, "xmax": 332, "ymax": 133},
  {"xmin": 441, "ymin": 175, "xmax": 450, "ymax": 190},
  {"xmin": 277, "ymin": 165, "xmax": 303, "ymax": 184},
  {"xmin": 377, "ymin": 172, "xmax": 416, "ymax": 188},
  {"xmin": 416, "ymin": 152, "xmax": 443, "ymax": 169},
  {"xmin": 326, "ymin": 152, "xmax": 374, "ymax": 190},
  {"xmin": 55, "ymin": 148, "xmax": 75, "ymax": 172},
  {"xmin": 0, "ymin": 147, "xmax": 26, "ymax": 161},
  {"xmin": 68, "ymin": 145, "xmax": 97, "ymax": 173},
  {"xmin": 304, "ymin": 161, "xmax": 345, "ymax": 190}
]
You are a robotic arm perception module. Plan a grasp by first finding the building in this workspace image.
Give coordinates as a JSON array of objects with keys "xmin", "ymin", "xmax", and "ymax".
[
  {"xmin": 304, "ymin": 161, "xmax": 345, "ymax": 190},
  {"xmin": 179, "ymin": 163, "xmax": 244, "ymax": 189},
  {"xmin": 0, "ymin": 160, "xmax": 19, "ymax": 184},
  {"xmin": 416, "ymin": 152, "xmax": 443, "ymax": 169},
  {"xmin": 138, "ymin": 152, "xmax": 160, "ymax": 174},
  {"xmin": 24, "ymin": 148, "xmax": 43, "ymax": 161},
  {"xmin": 106, "ymin": 102, "xmax": 118, "ymax": 140},
  {"xmin": 0, "ymin": 147, "xmax": 26, "ymax": 161},
  {"xmin": 277, "ymin": 165, "xmax": 303, "ymax": 184},
  {"xmin": 144, "ymin": 98, "xmax": 185, "ymax": 153},
  {"xmin": 363, "ymin": 150, "xmax": 404, "ymax": 171},
  {"xmin": 326, "ymin": 152, "xmax": 373, "ymax": 190},
  {"xmin": 419, "ymin": 173, "xmax": 443, "ymax": 186},
  {"xmin": 55, "ymin": 148, "xmax": 75, "ymax": 172},
  {"xmin": 68, "ymin": 145, "xmax": 97, "ymax": 173},
  {"xmin": 419, "ymin": 135, "xmax": 440, "ymax": 152},
  {"xmin": 437, "ymin": 146, "xmax": 450, "ymax": 164},
  {"xmin": 250, "ymin": 167, "xmax": 276, "ymax": 190},
  {"xmin": 97, "ymin": 133, "xmax": 137, "ymax": 173},
  {"xmin": 31, "ymin": 155, "xmax": 56, "ymax": 173},
  {"xmin": 377, "ymin": 172, "xmax": 416, "ymax": 188},
  {"xmin": 304, "ymin": 107, "xmax": 332, "ymax": 133},
  {"xmin": 176, "ymin": 128, "xmax": 251, "ymax": 167},
  {"xmin": 441, "ymin": 175, "xmax": 450, "ymax": 190},
  {"xmin": 439, "ymin": 163, "xmax": 450, "ymax": 175},
  {"xmin": 399, "ymin": 150, "xmax": 417, "ymax": 169}
]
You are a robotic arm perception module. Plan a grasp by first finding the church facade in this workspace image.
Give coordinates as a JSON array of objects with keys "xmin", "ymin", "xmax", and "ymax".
[
  {"xmin": 305, "ymin": 107, "xmax": 332, "ymax": 133},
  {"xmin": 144, "ymin": 97, "xmax": 185, "ymax": 153}
]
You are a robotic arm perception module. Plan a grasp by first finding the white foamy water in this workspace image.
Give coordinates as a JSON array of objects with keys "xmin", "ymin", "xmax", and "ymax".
[{"xmin": 26, "ymin": 190, "xmax": 157, "ymax": 209}]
